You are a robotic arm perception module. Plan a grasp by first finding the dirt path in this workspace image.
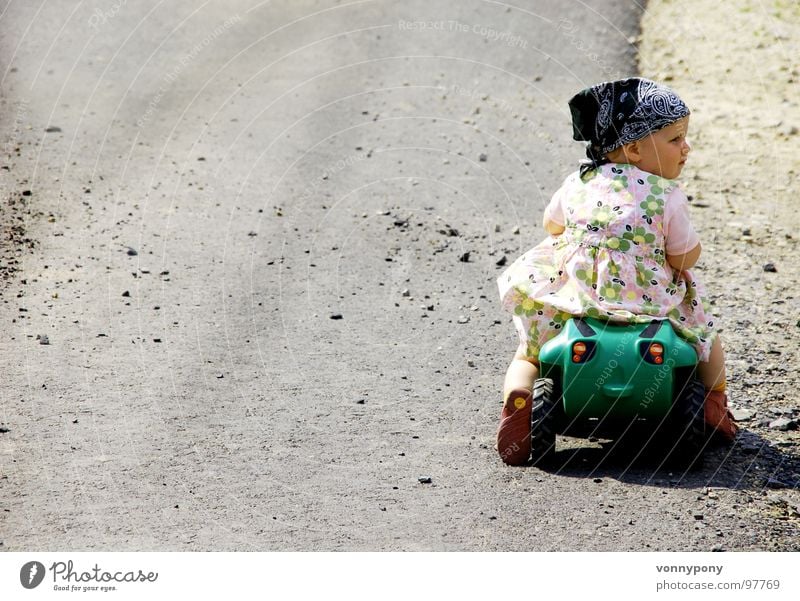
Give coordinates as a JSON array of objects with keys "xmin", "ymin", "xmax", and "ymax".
[
  {"xmin": 1, "ymin": 0, "xmax": 797, "ymax": 551},
  {"xmin": 640, "ymin": 0, "xmax": 800, "ymax": 537}
]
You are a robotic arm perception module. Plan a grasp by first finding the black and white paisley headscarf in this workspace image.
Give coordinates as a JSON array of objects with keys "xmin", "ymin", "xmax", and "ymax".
[{"xmin": 568, "ymin": 78, "xmax": 689, "ymax": 176}]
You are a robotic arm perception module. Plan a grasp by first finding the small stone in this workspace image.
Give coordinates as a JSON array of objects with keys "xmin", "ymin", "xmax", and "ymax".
[
  {"xmin": 126, "ymin": 247, "xmax": 138, "ymax": 256},
  {"xmin": 216, "ymin": 373, "xmax": 224, "ymax": 379},
  {"xmin": 496, "ymin": 255, "xmax": 508, "ymax": 267},
  {"xmin": 36, "ymin": 334, "xmax": 50, "ymax": 345},
  {"xmin": 418, "ymin": 476, "xmax": 432, "ymax": 484},
  {"xmin": 401, "ymin": 288, "xmax": 410, "ymax": 297},
  {"xmin": 459, "ymin": 251, "xmax": 471, "ymax": 262},
  {"xmin": 356, "ymin": 399, "xmax": 366, "ymax": 404},
  {"xmin": 467, "ymin": 360, "xmax": 476, "ymax": 368},
  {"xmin": 121, "ymin": 290, "xmax": 130, "ymax": 297},
  {"xmin": 494, "ymin": 224, "xmax": 501, "ymax": 233},
  {"xmin": 478, "ymin": 153, "xmax": 488, "ymax": 162},
  {"xmin": 768, "ymin": 417, "xmax": 797, "ymax": 431},
  {"xmin": 731, "ymin": 408, "xmax": 755, "ymax": 421},
  {"xmin": 330, "ymin": 313, "xmax": 343, "ymax": 320},
  {"xmin": 593, "ymin": 478, "xmax": 603, "ymax": 483},
  {"xmin": 22, "ymin": 190, "xmax": 32, "ymax": 196},
  {"xmin": 512, "ymin": 225, "xmax": 520, "ymax": 235},
  {"xmin": 457, "ymin": 315, "xmax": 470, "ymax": 324},
  {"xmin": 693, "ymin": 513, "xmax": 704, "ymax": 520},
  {"xmin": 45, "ymin": 126, "xmax": 62, "ymax": 133},
  {"xmin": 0, "ymin": 427, "xmax": 10, "ymax": 433},
  {"xmin": 741, "ymin": 228, "xmax": 752, "ymax": 236},
  {"xmin": 763, "ymin": 262, "xmax": 777, "ymax": 272}
]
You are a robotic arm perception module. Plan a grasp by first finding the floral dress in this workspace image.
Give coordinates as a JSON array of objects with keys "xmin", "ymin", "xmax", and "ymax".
[{"xmin": 498, "ymin": 163, "xmax": 716, "ymax": 362}]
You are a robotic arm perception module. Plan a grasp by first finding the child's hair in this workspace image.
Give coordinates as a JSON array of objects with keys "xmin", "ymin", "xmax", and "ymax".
[{"xmin": 568, "ymin": 78, "xmax": 689, "ymax": 175}]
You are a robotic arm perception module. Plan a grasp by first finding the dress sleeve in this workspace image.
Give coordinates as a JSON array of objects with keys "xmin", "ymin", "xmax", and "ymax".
[
  {"xmin": 664, "ymin": 186, "xmax": 700, "ymax": 255},
  {"xmin": 543, "ymin": 177, "xmax": 569, "ymax": 226}
]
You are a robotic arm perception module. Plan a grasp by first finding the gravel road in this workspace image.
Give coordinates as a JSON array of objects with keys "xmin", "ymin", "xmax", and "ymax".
[{"xmin": 1, "ymin": 0, "xmax": 797, "ymax": 551}]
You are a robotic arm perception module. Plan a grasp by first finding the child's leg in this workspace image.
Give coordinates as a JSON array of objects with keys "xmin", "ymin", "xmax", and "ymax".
[
  {"xmin": 503, "ymin": 344, "xmax": 540, "ymax": 406},
  {"xmin": 697, "ymin": 336, "xmax": 726, "ymax": 390},
  {"xmin": 497, "ymin": 345, "xmax": 539, "ymax": 465},
  {"xmin": 696, "ymin": 336, "xmax": 737, "ymax": 441}
]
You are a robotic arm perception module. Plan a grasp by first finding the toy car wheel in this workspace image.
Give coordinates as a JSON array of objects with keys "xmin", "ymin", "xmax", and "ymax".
[
  {"xmin": 668, "ymin": 377, "xmax": 706, "ymax": 469},
  {"xmin": 530, "ymin": 378, "xmax": 559, "ymax": 466}
]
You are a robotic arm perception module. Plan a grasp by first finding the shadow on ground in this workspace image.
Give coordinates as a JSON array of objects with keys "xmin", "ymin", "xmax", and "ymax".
[{"xmin": 537, "ymin": 428, "xmax": 800, "ymax": 492}]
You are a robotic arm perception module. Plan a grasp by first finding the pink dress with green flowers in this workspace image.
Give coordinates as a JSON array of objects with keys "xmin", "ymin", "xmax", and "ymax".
[{"xmin": 498, "ymin": 163, "xmax": 716, "ymax": 362}]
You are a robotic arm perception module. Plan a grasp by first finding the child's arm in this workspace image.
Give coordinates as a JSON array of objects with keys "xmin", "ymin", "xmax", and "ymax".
[
  {"xmin": 664, "ymin": 188, "xmax": 700, "ymax": 271},
  {"xmin": 543, "ymin": 182, "xmax": 567, "ymax": 236},
  {"xmin": 543, "ymin": 215, "xmax": 565, "ymax": 236},
  {"xmin": 666, "ymin": 242, "xmax": 701, "ymax": 271}
]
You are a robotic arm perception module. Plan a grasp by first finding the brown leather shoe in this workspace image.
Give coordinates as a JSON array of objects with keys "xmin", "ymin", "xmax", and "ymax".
[
  {"xmin": 497, "ymin": 389, "xmax": 533, "ymax": 465},
  {"xmin": 704, "ymin": 390, "xmax": 738, "ymax": 442}
]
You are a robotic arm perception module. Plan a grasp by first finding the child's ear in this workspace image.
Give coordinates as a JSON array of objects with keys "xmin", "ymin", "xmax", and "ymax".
[{"xmin": 621, "ymin": 141, "xmax": 642, "ymax": 163}]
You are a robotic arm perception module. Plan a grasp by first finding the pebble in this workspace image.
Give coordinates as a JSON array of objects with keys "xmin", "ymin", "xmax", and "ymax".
[
  {"xmin": 731, "ymin": 408, "xmax": 755, "ymax": 421},
  {"xmin": 459, "ymin": 251, "xmax": 471, "ymax": 262},
  {"xmin": 126, "ymin": 247, "xmax": 138, "ymax": 256},
  {"xmin": 330, "ymin": 313, "xmax": 343, "ymax": 320},
  {"xmin": 512, "ymin": 225, "xmax": 520, "ymax": 235},
  {"xmin": 418, "ymin": 476, "xmax": 432, "ymax": 484},
  {"xmin": 478, "ymin": 153, "xmax": 488, "ymax": 162},
  {"xmin": 457, "ymin": 315, "xmax": 470, "ymax": 324},
  {"xmin": 401, "ymin": 288, "xmax": 410, "ymax": 297},
  {"xmin": 496, "ymin": 255, "xmax": 507, "ymax": 266},
  {"xmin": 36, "ymin": 334, "xmax": 50, "ymax": 345},
  {"xmin": 45, "ymin": 126, "xmax": 62, "ymax": 133},
  {"xmin": 768, "ymin": 417, "xmax": 797, "ymax": 431},
  {"xmin": 762, "ymin": 262, "xmax": 777, "ymax": 272}
]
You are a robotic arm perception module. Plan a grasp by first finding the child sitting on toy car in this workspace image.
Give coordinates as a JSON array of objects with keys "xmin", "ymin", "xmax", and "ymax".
[{"xmin": 496, "ymin": 78, "xmax": 737, "ymax": 465}]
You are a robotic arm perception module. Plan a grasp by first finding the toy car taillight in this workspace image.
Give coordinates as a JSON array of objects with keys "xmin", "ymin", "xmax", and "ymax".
[
  {"xmin": 642, "ymin": 342, "xmax": 665, "ymax": 364},
  {"xmin": 572, "ymin": 340, "xmax": 595, "ymax": 363}
]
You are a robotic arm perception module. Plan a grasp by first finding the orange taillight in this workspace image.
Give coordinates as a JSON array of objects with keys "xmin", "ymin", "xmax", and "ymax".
[{"xmin": 572, "ymin": 342, "xmax": 587, "ymax": 363}]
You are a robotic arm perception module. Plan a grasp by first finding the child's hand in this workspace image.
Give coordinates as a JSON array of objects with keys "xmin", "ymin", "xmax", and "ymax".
[{"xmin": 544, "ymin": 219, "xmax": 565, "ymax": 236}]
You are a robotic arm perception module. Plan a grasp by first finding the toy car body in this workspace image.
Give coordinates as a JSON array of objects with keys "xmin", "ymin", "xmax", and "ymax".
[{"xmin": 531, "ymin": 316, "xmax": 706, "ymax": 467}]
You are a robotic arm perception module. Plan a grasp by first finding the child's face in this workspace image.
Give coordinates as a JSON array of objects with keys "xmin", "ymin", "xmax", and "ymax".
[{"xmin": 634, "ymin": 116, "xmax": 691, "ymax": 179}]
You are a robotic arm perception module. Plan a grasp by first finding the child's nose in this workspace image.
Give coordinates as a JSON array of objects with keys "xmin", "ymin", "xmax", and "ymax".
[{"xmin": 683, "ymin": 137, "xmax": 692, "ymax": 153}]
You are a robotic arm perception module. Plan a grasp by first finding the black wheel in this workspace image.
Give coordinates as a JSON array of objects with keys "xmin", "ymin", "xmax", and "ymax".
[
  {"xmin": 530, "ymin": 378, "xmax": 559, "ymax": 466},
  {"xmin": 667, "ymin": 377, "xmax": 706, "ymax": 469}
]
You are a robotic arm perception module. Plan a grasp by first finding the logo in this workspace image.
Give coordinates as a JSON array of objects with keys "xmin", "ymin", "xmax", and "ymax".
[{"xmin": 20, "ymin": 561, "xmax": 46, "ymax": 589}]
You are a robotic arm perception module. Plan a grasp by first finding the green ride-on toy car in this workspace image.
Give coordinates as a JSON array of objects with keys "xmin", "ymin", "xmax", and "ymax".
[{"xmin": 531, "ymin": 316, "xmax": 706, "ymax": 468}]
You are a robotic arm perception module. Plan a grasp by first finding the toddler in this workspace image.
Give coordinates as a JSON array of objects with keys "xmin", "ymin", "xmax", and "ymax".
[{"xmin": 496, "ymin": 77, "xmax": 737, "ymax": 466}]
